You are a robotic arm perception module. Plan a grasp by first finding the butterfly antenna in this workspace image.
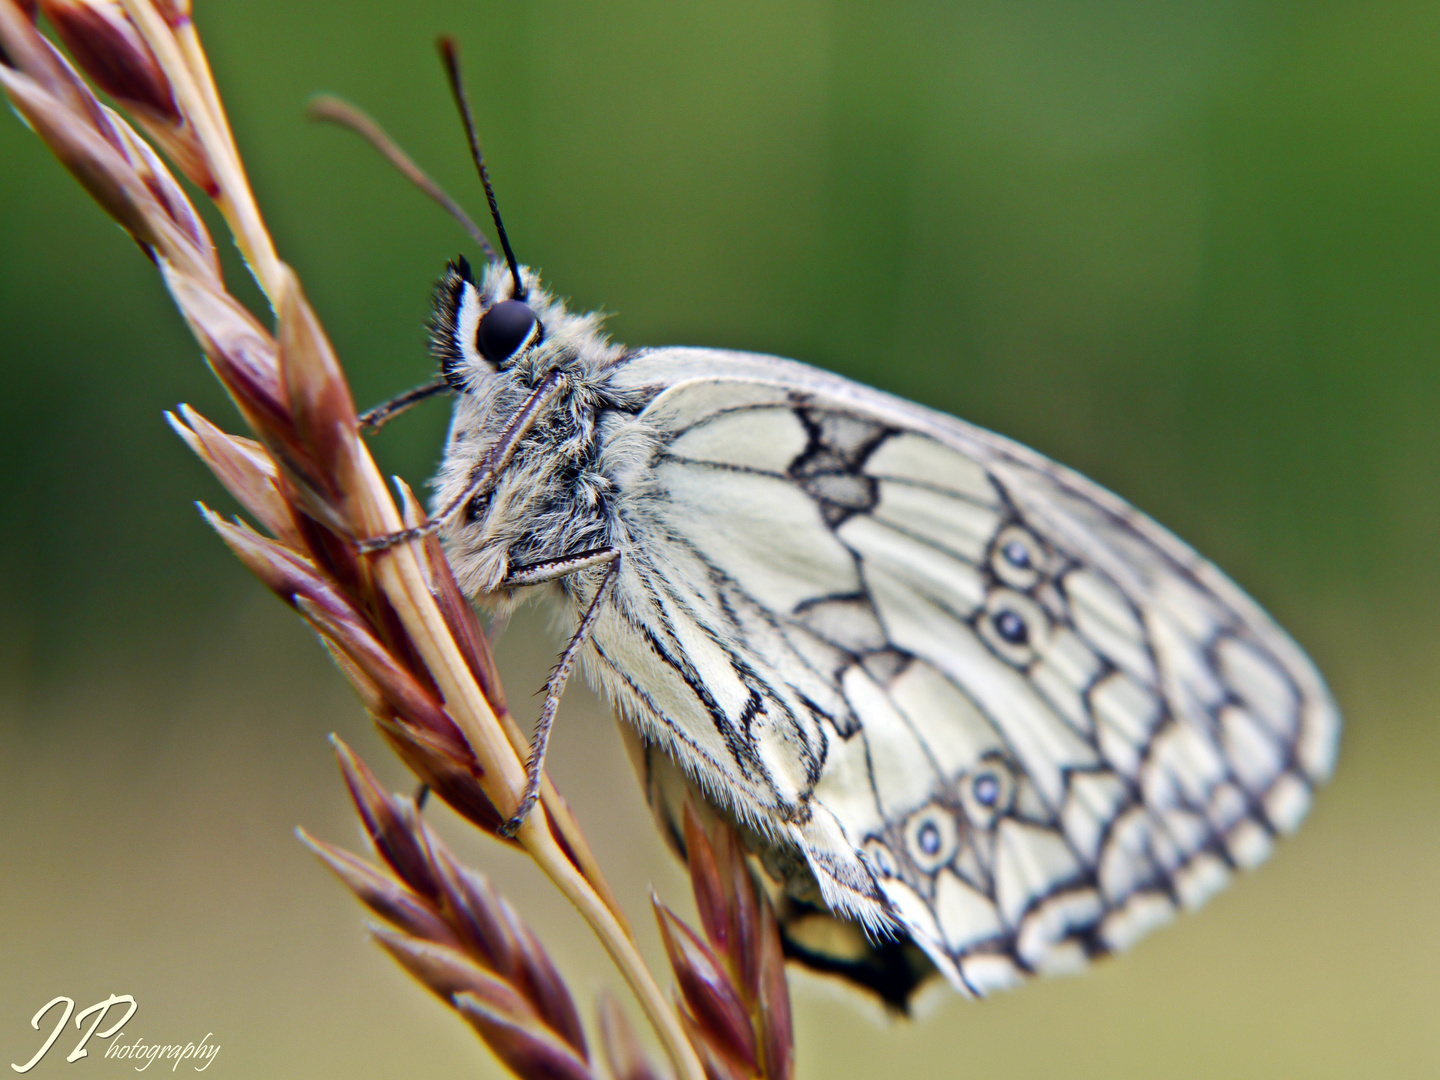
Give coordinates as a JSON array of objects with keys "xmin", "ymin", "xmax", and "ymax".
[
  {"xmin": 438, "ymin": 36, "xmax": 526, "ymax": 300},
  {"xmin": 306, "ymin": 94, "xmax": 497, "ymax": 262}
]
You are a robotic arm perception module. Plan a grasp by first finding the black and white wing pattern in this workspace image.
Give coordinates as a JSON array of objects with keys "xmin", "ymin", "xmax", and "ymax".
[{"xmin": 587, "ymin": 347, "xmax": 1339, "ymax": 999}]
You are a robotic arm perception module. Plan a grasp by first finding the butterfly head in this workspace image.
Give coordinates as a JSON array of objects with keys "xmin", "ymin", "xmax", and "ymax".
[{"xmin": 431, "ymin": 255, "xmax": 552, "ymax": 392}]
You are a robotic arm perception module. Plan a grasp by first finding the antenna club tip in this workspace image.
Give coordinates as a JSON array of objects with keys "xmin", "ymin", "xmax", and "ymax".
[{"xmin": 304, "ymin": 94, "xmax": 344, "ymax": 123}]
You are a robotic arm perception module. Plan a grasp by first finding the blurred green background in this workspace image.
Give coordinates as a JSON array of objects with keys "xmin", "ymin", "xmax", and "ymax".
[{"xmin": 2, "ymin": 1, "xmax": 1438, "ymax": 1076}]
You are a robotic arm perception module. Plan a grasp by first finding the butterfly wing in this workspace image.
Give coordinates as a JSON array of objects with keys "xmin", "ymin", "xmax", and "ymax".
[{"xmin": 591, "ymin": 347, "xmax": 1339, "ymax": 998}]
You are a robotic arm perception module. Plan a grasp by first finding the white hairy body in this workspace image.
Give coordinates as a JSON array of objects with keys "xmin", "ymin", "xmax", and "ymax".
[{"xmin": 433, "ymin": 259, "xmax": 1339, "ymax": 999}]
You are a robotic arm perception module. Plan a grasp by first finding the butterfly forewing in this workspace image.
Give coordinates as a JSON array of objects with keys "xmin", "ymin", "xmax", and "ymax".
[{"xmin": 588, "ymin": 347, "xmax": 1339, "ymax": 998}]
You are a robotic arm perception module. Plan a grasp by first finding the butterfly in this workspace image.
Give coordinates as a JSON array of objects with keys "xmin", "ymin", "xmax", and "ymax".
[
  {"xmin": 354, "ymin": 250, "xmax": 1338, "ymax": 1006},
  {"xmin": 345, "ymin": 49, "xmax": 1340, "ymax": 1008}
]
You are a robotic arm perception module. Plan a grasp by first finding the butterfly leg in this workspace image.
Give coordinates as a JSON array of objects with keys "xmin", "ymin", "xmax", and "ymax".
[
  {"xmin": 496, "ymin": 548, "xmax": 621, "ymax": 837},
  {"xmin": 357, "ymin": 368, "xmax": 566, "ymax": 553},
  {"xmin": 358, "ymin": 378, "xmax": 452, "ymax": 432}
]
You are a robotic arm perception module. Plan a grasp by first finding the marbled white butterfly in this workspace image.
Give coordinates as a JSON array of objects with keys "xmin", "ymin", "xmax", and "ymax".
[{"xmin": 353, "ymin": 49, "xmax": 1340, "ymax": 1007}]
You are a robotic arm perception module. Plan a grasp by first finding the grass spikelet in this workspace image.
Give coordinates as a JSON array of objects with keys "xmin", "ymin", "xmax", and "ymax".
[
  {"xmin": 654, "ymin": 806, "xmax": 795, "ymax": 1080},
  {"xmin": 302, "ymin": 740, "xmax": 596, "ymax": 1080}
]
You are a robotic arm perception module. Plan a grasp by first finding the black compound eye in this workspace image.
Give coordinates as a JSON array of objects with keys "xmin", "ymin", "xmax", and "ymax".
[
  {"xmin": 477, "ymin": 300, "xmax": 542, "ymax": 363},
  {"xmin": 993, "ymin": 608, "xmax": 1028, "ymax": 646}
]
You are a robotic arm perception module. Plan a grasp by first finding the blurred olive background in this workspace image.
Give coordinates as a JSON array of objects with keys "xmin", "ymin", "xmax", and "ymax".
[{"xmin": 3, "ymin": 1, "xmax": 1438, "ymax": 1077}]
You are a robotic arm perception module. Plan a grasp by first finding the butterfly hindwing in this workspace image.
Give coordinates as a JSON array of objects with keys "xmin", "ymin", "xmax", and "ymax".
[{"xmin": 584, "ymin": 348, "xmax": 1340, "ymax": 997}]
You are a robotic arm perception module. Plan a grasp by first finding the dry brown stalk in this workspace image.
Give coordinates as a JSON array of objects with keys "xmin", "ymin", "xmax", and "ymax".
[{"xmin": 0, "ymin": 4, "xmax": 705, "ymax": 1077}]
